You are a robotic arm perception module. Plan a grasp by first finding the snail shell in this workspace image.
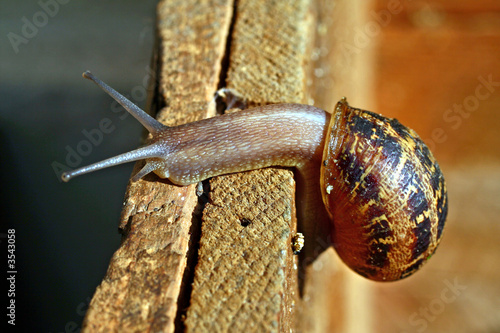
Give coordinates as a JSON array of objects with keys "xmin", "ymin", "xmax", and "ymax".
[
  {"xmin": 321, "ymin": 99, "xmax": 448, "ymax": 281},
  {"xmin": 62, "ymin": 72, "xmax": 448, "ymax": 281}
]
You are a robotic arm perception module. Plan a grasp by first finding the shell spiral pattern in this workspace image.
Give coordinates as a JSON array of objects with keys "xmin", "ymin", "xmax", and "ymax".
[{"xmin": 321, "ymin": 98, "xmax": 448, "ymax": 281}]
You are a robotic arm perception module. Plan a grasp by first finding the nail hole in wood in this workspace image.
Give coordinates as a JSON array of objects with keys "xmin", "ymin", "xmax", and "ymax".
[{"xmin": 240, "ymin": 218, "xmax": 252, "ymax": 227}]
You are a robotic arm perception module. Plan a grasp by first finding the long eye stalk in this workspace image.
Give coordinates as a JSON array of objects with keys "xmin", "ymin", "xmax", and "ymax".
[
  {"xmin": 82, "ymin": 71, "xmax": 167, "ymax": 134},
  {"xmin": 61, "ymin": 72, "xmax": 167, "ymax": 182}
]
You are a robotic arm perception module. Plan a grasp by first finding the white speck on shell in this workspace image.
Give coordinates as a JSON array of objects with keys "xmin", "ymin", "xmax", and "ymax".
[{"xmin": 326, "ymin": 184, "xmax": 334, "ymax": 194}]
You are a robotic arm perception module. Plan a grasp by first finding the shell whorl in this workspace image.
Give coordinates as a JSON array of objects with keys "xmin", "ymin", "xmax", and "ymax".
[{"xmin": 321, "ymin": 98, "xmax": 448, "ymax": 281}]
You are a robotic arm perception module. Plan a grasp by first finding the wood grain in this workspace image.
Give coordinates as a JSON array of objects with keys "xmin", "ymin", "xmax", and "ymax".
[
  {"xmin": 185, "ymin": 169, "xmax": 298, "ymax": 332},
  {"xmin": 184, "ymin": 0, "xmax": 315, "ymax": 331},
  {"xmin": 82, "ymin": 1, "xmax": 233, "ymax": 331},
  {"xmin": 80, "ymin": 0, "xmax": 374, "ymax": 331}
]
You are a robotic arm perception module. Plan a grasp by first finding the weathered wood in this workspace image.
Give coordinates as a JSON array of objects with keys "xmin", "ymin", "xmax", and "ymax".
[
  {"xmin": 81, "ymin": 0, "xmax": 370, "ymax": 332},
  {"xmin": 82, "ymin": 1, "xmax": 500, "ymax": 332},
  {"xmin": 225, "ymin": 0, "xmax": 313, "ymax": 104},
  {"xmin": 82, "ymin": 1, "xmax": 233, "ymax": 331},
  {"xmin": 184, "ymin": 169, "xmax": 298, "ymax": 332},
  {"xmin": 184, "ymin": 0, "xmax": 315, "ymax": 331}
]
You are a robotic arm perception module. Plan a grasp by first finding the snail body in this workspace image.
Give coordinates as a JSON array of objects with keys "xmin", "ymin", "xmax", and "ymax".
[{"xmin": 62, "ymin": 71, "xmax": 448, "ymax": 281}]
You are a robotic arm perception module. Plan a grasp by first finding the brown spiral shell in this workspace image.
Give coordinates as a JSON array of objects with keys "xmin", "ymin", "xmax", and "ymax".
[{"xmin": 320, "ymin": 98, "xmax": 448, "ymax": 281}]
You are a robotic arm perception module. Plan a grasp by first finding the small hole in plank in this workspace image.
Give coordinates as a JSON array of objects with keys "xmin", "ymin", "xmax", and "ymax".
[{"xmin": 240, "ymin": 218, "xmax": 252, "ymax": 227}]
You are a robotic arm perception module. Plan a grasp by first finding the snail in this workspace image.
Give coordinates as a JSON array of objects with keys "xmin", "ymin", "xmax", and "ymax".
[{"xmin": 62, "ymin": 71, "xmax": 448, "ymax": 281}]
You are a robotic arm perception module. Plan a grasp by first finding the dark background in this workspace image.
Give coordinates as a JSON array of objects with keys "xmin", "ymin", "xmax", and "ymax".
[{"xmin": 1, "ymin": 1, "xmax": 157, "ymax": 331}]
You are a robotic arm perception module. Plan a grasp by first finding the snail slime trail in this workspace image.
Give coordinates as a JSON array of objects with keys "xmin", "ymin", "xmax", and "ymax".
[{"xmin": 62, "ymin": 71, "xmax": 448, "ymax": 282}]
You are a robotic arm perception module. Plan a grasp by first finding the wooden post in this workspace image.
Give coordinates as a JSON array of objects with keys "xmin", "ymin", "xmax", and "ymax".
[
  {"xmin": 82, "ymin": 0, "xmax": 372, "ymax": 332},
  {"xmin": 183, "ymin": 0, "xmax": 315, "ymax": 331},
  {"xmin": 82, "ymin": 1, "xmax": 234, "ymax": 332}
]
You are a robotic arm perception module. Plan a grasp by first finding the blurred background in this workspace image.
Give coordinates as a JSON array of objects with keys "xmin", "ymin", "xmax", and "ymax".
[
  {"xmin": 310, "ymin": 1, "xmax": 499, "ymax": 332},
  {"xmin": 1, "ymin": 0, "xmax": 499, "ymax": 332},
  {"xmin": 1, "ymin": 1, "xmax": 157, "ymax": 331},
  {"xmin": 368, "ymin": 1, "xmax": 500, "ymax": 333}
]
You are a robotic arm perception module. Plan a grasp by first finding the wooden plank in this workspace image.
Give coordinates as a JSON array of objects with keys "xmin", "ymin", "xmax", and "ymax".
[
  {"xmin": 185, "ymin": 170, "xmax": 299, "ymax": 332},
  {"xmin": 81, "ymin": 0, "xmax": 380, "ymax": 332},
  {"xmin": 299, "ymin": 0, "xmax": 377, "ymax": 332},
  {"xmin": 81, "ymin": 1, "xmax": 233, "ymax": 332},
  {"xmin": 183, "ymin": 0, "xmax": 315, "ymax": 331}
]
